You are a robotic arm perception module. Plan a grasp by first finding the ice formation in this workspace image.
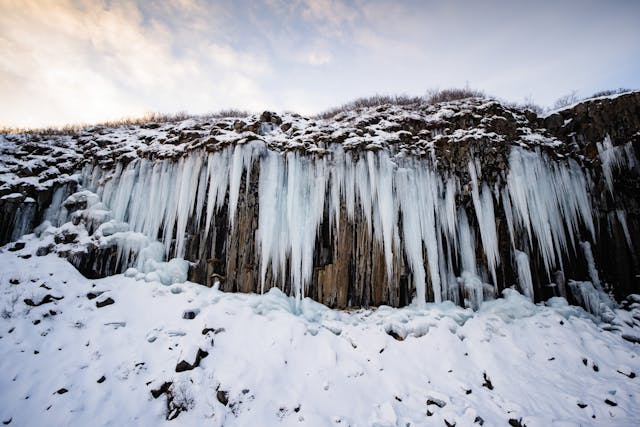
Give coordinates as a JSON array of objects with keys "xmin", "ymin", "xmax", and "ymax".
[{"xmin": 70, "ymin": 137, "xmax": 629, "ymax": 308}]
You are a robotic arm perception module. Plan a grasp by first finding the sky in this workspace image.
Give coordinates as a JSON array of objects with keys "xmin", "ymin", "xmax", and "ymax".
[{"xmin": 1, "ymin": 0, "xmax": 639, "ymax": 128}]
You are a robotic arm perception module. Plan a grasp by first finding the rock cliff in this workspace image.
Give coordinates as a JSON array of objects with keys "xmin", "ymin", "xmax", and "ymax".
[{"xmin": 1, "ymin": 92, "xmax": 639, "ymax": 310}]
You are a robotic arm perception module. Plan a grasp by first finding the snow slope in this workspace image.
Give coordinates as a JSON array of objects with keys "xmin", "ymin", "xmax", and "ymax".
[{"xmin": 1, "ymin": 236, "xmax": 639, "ymax": 426}]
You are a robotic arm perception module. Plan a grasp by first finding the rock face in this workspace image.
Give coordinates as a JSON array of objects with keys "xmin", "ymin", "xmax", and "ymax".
[{"xmin": 1, "ymin": 93, "xmax": 639, "ymax": 310}]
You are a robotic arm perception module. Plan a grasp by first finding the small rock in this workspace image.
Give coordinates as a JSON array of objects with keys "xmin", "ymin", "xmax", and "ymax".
[
  {"xmin": 175, "ymin": 348, "xmax": 209, "ymax": 372},
  {"xmin": 233, "ymin": 120, "xmax": 246, "ymax": 132},
  {"xmin": 96, "ymin": 297, "xmax": 115, "ymax": 308},
  {"xmin": 386, "ymin": 329, "xmax": 404, "ymax": 341},
  {"xmin": 508, "ymin": 418, "xmax": 523, "ymax": 427},
  {"xmin": 604, "ymin": 399, "xmax": 617, "ymax": 406},
  {"xmin": 260, "ymin": 111, "xmax": 272, "ymax": 122},
  {"xmin": 621, "ymin": 334, "xmax": 640, "ymax": 344},
  {"xmin": 426, "ymin": 397, "xmax": 446, "ymax": 408},
  {"xmin": 216, "ymin": 390, "xmax": 229, "ymax": 406},
  {"xmin": 24, "ymin": 294, "xmax": 63, "ymax": 307},
  {"xmin": 8, "ymin": 242, "xmax": 25, "ymax": 252},
  {"xmin": 86, "ymin": 291, "xmax": 103, "ymax": 300},
  {"xmin": 151, "ymin": 381, "xmax": 172, "ymax": 399},
  {"xmin": 474, "ymin": 416, "xmax": 484, "ymax": 425},
  {"xmin": 182, "ymin": 309, "xmax": 199, "ymax": 320},
  {"xmin": 55, "ymin": 388, "xmax": 68, "ymax": 395},
  {"xmin": 97, "ymin": 376, "xmax": 106, "ymax": 383},
  {"xmin": 577, "ymin": 402, "xmax": 588, "ymax": 408},
  {"xmin": 482, "ymin": 372, "xmax": 494, "ymax": 390}
]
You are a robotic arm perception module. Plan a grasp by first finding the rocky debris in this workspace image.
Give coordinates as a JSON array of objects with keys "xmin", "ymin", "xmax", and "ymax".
[
  {"xmin": 7, "ymin": 242, "xmax": 25, "ymax": 251},
  {"xmin": 55, "ymin": 388, "xmax": 68, "ymax": 395},
  {"xmin": 622, "ymin": 334, "xmax": 640, "ymax": 344},
  {"xmin": 482, "ymin": 372, "xmax": 494, "ymax": 390},
  {"xmin": 24, "ymin": 294, "xmax": 63, "ymax": 307},
  {"xmin": 182, "ymin": 309, "xmax": 199, "ymax": 320},
  {"xmin": 508, "ymin": 418, "xmax": 524, "ymax": 427},
  {"xmin": 175, "ymin": 348, "xmax": 209, "ymax": 372},
  {"xmin": 426, "ymin": 397, "xmax": 446, "ymax": 408},
  {"xmin": 151, "ymin": 381, "xmax": 173, "ymax": 399},
  {"xmin": 85, "ymin": 291, "xmax": 103, "ymax": 300},
  {"xmin": 216, "ymin": 389, "xmax": 229, "ymax": 406},
  {"xmin": 604, "ymin": 398, "xmax": 618, "ymax": 406},
  {"xmin": 95, "ymin": 296, "xmax": 115, "ymax": 308}
]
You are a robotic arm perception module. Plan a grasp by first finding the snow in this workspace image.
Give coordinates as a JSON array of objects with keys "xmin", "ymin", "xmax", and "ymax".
[{"xmin": 0, "ymin": 243, "xmax": 638, "ymax": 426}]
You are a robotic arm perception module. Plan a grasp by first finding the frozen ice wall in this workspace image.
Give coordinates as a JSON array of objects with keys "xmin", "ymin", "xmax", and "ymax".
[{"xmin": 75, "ymin": 138, "xmax": 636, "ymax": 308}]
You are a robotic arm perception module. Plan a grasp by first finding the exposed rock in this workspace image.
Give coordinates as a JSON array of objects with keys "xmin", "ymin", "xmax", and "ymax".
[
  {"xmin": 96, "ymin": 297, "xmax": 115, "ymax": 308},
  {"xmin": 175, "ymin": 348, "xmax": 209, "ymax": 372}
]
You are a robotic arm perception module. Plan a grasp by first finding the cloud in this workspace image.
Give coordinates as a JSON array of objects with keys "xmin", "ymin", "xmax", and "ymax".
[
  {"xmin": 0, "ymin": 0, "xmax": 271, "ymax": 127},
  {"xmin": 0, "ymin": 0, "xmax": 638, "ymax": 127}
]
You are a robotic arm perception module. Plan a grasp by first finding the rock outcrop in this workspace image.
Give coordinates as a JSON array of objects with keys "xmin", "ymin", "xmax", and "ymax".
[{"xmin": 1, "ymin": 93, "xmax": 639, "ymax": 310}]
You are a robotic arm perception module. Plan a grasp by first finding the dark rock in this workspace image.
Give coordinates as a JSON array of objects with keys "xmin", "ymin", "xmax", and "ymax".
[
  {"xmin": 8, "ymin": 242, "xmax": 25, "ymax": 252},
  {"xmin": 97, "ymin": 376, "xmax": 106, "ymax": 383},
  {"xmin": 622, "ymin": 334, "xmax": 640, "ymax": 344},
  {"xmin": 577, "ymin": 402, "xmax": 587, "ymax": 408},
  {"xmin": 386, "ymin": 329, "xmax": 404, "ymax": 341},
  {"xmin": 96, "ymin": 297, "xmax": 115, "ymax": 308},
  {"xmin": 182, "ymin": 309, "xmax": 199, "ymax": 320},
  {"xmin": 36, "ymin": 244, "xmax": 54, "ymax": 256},
  {"xmin": 474, "ymin": 416, "xmax": 484, "ymax": 425},
  {"xmin": 24, "ymin": 294, "xmax": 63, "ymax": 307},
  {"xmin": 86, "ymin": 291, "xmax": 103, "ymax": 300},
  {"xmin": 508, "ymin": 418, "xmax": 523, "ymax": 427},
  {"xmin": 233, "ymin": 120, "xmax": 246, "ymax": 132},
  {"xmin": 280, "ymin": 122, "xmax": 292, "ymax": 132},
  {"xmin": 175, "ymin": 348, "xmax": 209, "ymax": 372},
  {"xmin": 426, "ymin": 398, "xmax": 446, "ymax": 408},
  {"xmin": 604, "ymin": 399, "xmax": 617, "ymax": 406},
  {"xmin": 260, "ymin": 111, "xmax": 272, "ymax": 123},
  {"xmin": 151, "ymin": 381, "xmax": 172, "ymax": 399},
  {"xmin": 216, "ymin": 390, "xmax": 229, "ymax": 406},
  {"xmin": 55, "ymin": 388, "xmax": 68, "ymax": 395},
  {"xmin": 482, "ymin": 372, "xmax": 494, "ymax": 390}
]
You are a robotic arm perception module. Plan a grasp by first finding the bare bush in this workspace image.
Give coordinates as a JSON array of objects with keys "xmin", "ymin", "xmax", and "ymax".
[
  {"xmin": 0, "ymin": 109, "xmax": 254, "ymax": 136},
  {"xmin": 589, "ymin": 88, "xmax": 633, "ymax": 99},
  {"xmin": 425, "ymin": 87, "xmax": 485, "ymax": 104},
  {"xmin": 315, "ymin": 94, "xmax": 424, "ymax": 119},
  {"xmin": 553, "ymin": 90, "xmax": 579, "ymax": 110},
  {"xmin": 205, "ymin": 109, "xmax": 250, "ymax": 119}
]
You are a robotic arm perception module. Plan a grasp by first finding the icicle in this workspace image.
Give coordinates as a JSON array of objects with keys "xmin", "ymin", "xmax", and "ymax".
[
  {"xmin": 468, "ymin": 160, "xmax": 499, "ymax": 286},
  {"xmin": 515, "ymin": 250, "xmax": 534, "ymax": 301},
  {"xmin": 616, "ymin": 209, "xmax": 633, "ymax": 250},
  {"xmin": 580, "ymin": 241, "xmax": 601, "ymax": 291}
]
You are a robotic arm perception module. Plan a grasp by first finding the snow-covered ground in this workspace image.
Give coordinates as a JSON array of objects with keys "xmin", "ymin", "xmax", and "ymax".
[{"xmin": 1, "ymin": 236, "xmax": 639, "ymax": 426}]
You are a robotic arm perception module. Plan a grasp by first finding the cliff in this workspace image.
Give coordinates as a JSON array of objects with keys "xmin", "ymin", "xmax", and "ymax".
[{"xmin": 1, "ymin": 92, "xmax": 639, "ymax": 310}]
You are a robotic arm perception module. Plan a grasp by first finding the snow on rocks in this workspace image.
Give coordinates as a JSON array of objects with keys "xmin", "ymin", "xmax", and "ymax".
[{"xmin": 0, "ymin": 245, "xmax": 639, "ymax": 426}]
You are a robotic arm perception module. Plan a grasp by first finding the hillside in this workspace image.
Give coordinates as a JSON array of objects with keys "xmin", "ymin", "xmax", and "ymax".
[{"xmin": 1, "ymin": 92, "xmax": 640, "ymax": 425}]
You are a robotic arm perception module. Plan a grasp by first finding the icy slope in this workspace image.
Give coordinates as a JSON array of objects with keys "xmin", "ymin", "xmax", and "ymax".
[{"xmin": 1, "ymin": 238, "xmax": 639, "ymax": 426}]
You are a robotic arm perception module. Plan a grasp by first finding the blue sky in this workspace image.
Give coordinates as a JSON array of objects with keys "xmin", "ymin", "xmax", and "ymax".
[{"xmin": 1, "ymin": 0, "xmax": 639, "ymax": 127}]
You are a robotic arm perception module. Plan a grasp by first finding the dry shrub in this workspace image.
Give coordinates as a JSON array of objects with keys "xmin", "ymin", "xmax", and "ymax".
[
  {"xmin": 315, "ymin": 94, "xmax": 424, "ymax": 119},
  {"xmin": 425, "ymin": 87, "xmax": 485, "ymax": 104},
  {"xmin": 589, "ymin": 88, "xmax": 633, "ymax": 99}
]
